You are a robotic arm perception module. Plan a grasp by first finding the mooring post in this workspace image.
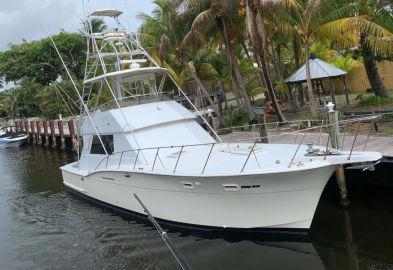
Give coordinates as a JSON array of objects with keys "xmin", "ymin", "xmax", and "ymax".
[
  {"xmin": 30, "ymin": 121, "xmax": 36, "ymax": 144},
  {"xmin": 336, "ymin": 165, "xmax": 350, "ymax": 206},
  {"xmin": 327, "ymin": 102, "xmax": 339, "ymax": 150},
  {"xmin": 58, "ymin": 120, "xmax": 66, "ymax": 150},
  {"xmin": 43, "ymin": 121, "xmax": 49, "ymax": 147},
  {"xmin": 68, "ymin": 119, "xmax": 78, "ymax": 151},
  {"xmin": 24, "ymin": 121, "xmax": 30, "ymax": 142},
  {"xmin": 36, "ymin": 120, "xmax": 41, "ymax": 145},
  {"xmin": 49, "ymin": 120, "xmax": 57, "ymax": 148},
  {"xmin": 327, "ymin": 102, "xmax": 350, "ymax": 207}
]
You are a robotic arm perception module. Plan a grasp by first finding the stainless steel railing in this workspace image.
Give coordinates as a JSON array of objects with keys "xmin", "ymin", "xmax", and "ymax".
[{"xmin": 94, "ymin": 115, "xmax": 381, "ymax": 174}]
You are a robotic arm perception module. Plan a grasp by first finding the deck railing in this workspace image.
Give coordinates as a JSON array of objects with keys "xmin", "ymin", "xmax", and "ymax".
[{"xmin": 93, "ymin": 116, "xmax": 381, "ymax": 175}]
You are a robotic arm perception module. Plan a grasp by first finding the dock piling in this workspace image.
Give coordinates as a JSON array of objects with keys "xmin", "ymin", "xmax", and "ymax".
[
  {"xmin": 68, "ymin": 120, "xmax": 78, "ymax": 151},
  {"xmin": 336, "ymin": 165, "xmax": 350, "ymax": 206},
  {"xmin": 36, "ymin": 121, "xmax": 42, "ymax": 145},
  {"xmin": 49, "ymin": 120, "xmax": 57, "ymax": 148},
  {"xmin": 31, "ymin": 121, "xmax": 37, "ymax": 143},
  {"xmin": 327, "ymin": 102, "xmax": 350, "ymax": 207},
  {"xmin": 43, "ymin": 121, "xmax": 49, "ymax": 147},
  {"xmin": 58, "ymin": 120, "xmax": 66, "ymax": 150}
]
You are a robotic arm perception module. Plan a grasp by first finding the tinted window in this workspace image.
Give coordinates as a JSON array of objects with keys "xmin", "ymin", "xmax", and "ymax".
[{"xmin": 90, "ymin": 135, "xmax": 114, "ymax": 155}]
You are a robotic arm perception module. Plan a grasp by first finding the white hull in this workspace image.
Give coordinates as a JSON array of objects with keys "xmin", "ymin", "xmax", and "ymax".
[
  {"xmin": 0, "ymin": 135, "xmax": 27, "ymax": 148},
  {"xmin": 61, "ymin": 164, "xmax": 336, "ymax": 230}
]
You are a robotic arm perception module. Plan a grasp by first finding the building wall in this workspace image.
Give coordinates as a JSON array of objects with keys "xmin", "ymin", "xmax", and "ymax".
[{"xmin": 347, "ymin": 60, "xmax": 393, "ymax": 93}]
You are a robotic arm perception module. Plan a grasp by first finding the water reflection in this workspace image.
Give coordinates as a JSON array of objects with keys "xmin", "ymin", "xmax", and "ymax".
[{"xmin": 0, "ymin": 146, "xmax": 392, "ymax": 270}]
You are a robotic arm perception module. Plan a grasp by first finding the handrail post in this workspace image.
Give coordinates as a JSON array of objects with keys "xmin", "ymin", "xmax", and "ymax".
[
  {"xmin": 106, "ymin": 156, "xmax": 109, "ymax": 169},
  {"xmin": 202, "ymin": 143, "xmax": 215, "ymax": 174},
  {"xmin": 348, "ymin": 121, "xmax": 361, "ymax": 160},
  {"xmin": 118, "ymin": 152, "xmax": 124, "ymax": 169},
  {"xmin": 288, "ymin": 133, "xmax": 307, "ymax": 168},
  {"xmin": 133, "ymin": 149, "xmax": 140, "ymax": 170},
  {"xmin": 173, "ymin": 146, "xmax": 184, "ymax": 173},
  {"xmin": 152, "ymin": 147, "xmax": 160, "ymax": 171},
  {"xmin": 95, "ymin": 157, "xmax": 107, "ymax": 171},
  {"xmin": 323, "ymin": 134, "xmax": 331, "ymax": 160},
  {"xmin": 240, "ymin": 141, "xmax": 257, "ymax": 173},
  {"xmin": 341, "ymin": 121, "xmax": 348, "ymax": 150},
  {"xmin": 363, "ymin": 121, "xmax": 374, "ymax": 151}
]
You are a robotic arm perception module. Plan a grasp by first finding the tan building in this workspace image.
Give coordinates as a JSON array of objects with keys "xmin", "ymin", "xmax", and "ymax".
[{"xmin": 347, "ymin": 61, "xmax": 393, "ymax": 93}]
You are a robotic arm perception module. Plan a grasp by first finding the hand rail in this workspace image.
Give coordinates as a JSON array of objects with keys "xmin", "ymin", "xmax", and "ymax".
[
  {"xmin": 90, "ymin": 115, "xmax": 380, "ymax": 174},
  {"xmin": 93, "ymin": 115, "xmax": 381, "ymax": 163}
]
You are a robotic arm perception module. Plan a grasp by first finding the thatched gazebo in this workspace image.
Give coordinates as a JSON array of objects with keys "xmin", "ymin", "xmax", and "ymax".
[{"xmin": 285, "ymin": 57, "xmax": 350, "ymax": 111}]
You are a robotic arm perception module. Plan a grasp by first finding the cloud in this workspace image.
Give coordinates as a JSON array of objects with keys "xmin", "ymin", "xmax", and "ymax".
[{"xmin": 0, "ymin": 0, "xmax": 154, "ymax": 50}]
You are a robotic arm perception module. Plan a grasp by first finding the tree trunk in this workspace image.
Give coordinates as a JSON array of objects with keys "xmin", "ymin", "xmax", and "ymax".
[
  {"xmin": 360, "ymin": 32, "xmax": 389, "ymax": 98},
  {"xmin": 293, "ymin": 35, "xmax": 301, "ymax": 69},
  {"xmin": 246, "ymin": 1, "xmax": 287, "ymax": 123},
  {"xmin": 183, "ymin": 61, "xmax": 225, "ymax": 126},
  {"xmin": 221, "ymin": 19, "xmax": 255, "ymax": 120},
  {"xmin": 304, "ymin": 43, "xmax": 318, "ymax": 118},
  {"xmin": 272, "ymin": 44, "xmax": 284, "ymax": 83}
]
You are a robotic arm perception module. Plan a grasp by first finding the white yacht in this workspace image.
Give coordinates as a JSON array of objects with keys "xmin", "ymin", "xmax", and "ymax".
[{"xmin": 60, "ymin": 10, "xmax": 381, "ymax": 232}]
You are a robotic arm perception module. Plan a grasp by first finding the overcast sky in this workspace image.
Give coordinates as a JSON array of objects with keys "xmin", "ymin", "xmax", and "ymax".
[{"xmin": 0, "ymin": 0, "xmax": 155, "ymax": 51}]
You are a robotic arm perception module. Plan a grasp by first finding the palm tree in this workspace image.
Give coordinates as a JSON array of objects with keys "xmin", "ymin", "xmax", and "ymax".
[
  {"xmin": 81, "ymin": 18, "xmax": 107, "ymax": 34},
  {"xmin": 280, "ymin": 0, "xmax": 350, "ymax": 117},
  {"xmin": 178, "ymin": 0, "xmax": 257, "ymax": 120},
  {"xmin": 139, "ymin": 0, "xmax": 225, "ymax": 124},
  {"xmin": 338, "ymin": 0, "xmax": 393, "ymax": 98},
  {"xmin": 242, "ymin": 0, "xmax": 288, "ymax": 122}
]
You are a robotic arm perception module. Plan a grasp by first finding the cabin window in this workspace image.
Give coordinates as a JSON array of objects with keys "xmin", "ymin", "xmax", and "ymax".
[{"xmin": 90, "ymin": 135, "xmax": 114, "ymax": 155}]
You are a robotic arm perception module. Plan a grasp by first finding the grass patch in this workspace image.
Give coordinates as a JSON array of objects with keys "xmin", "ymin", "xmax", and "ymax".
[
  {"xmin": 231, "ymin": 113, "xmax": 250, "ymax": 127},
  {"xmin": 382, "ymin": 127, "xmax": 393, "ymax": 136},
  {"xmin": 357, "ymin": 96, "xmax": 393, "ymax": 107}
]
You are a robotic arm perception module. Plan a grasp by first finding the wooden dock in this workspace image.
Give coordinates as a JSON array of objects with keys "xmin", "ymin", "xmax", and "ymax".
[
  {"xmin": 13, "ymin": 119, "xmax": 393, "ymax": 157},
  {"xmin": 15, "ymin": 119, "xmax": 77, "ymax": 150},
  {"xmin": 222, "ymin": 131, "xmax": 393, "ymax": 157}
]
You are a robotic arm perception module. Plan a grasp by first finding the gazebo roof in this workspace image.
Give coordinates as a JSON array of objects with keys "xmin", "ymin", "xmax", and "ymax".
[{"xmin": 285, "ymin": 58, "xmax": 347, "ymax": 84}]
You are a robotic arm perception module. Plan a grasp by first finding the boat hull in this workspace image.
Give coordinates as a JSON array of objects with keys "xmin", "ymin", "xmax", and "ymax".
[
  {"xmin": 0, "ymin": 135, "xmax": 27, "ymax": 148},
  {"xmin": 61, "ymin": 165, "xmax": 336, "ymax": 231}
]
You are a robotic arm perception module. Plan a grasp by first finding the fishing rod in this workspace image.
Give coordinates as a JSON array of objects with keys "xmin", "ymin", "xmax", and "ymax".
[{"xmin": 133, "ymin": 194, "xmax": 192, "ymax": 270}]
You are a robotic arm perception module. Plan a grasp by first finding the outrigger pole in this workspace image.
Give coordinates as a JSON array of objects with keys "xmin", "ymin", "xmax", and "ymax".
[
  {"xmin": 134, "ymin": 194, "xmax": 192, "ymax": 270},
  {"xmin": 39, "ymin": 18, "xmax": 109, "ymax": 157}
]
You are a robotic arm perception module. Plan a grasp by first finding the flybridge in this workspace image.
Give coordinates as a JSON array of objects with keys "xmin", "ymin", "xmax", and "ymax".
[{"xmin": 79, "ymin": 8, "xmax": 218, "ymax": 137}]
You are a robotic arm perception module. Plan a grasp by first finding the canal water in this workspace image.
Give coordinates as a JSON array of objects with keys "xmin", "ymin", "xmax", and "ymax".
[{"xmin": 0, "ymin": 146, "xmax": 392, "ymax": 270}]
